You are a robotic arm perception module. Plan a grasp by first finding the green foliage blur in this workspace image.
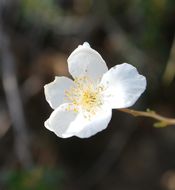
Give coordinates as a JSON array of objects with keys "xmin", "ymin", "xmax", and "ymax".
[{"xmin": 2, "ymin": 168, "xmax": 64, "ymax": 190}]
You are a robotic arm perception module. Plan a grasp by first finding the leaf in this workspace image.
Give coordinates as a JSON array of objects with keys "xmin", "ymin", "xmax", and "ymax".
[{"xmin": 153, "ymin": 121, "xmax": 167, "ymax": 128}]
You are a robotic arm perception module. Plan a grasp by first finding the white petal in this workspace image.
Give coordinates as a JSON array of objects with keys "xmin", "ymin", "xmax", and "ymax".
[
  {"xmin": 67, "ymin": 42, "xmax": 108, "ymax": 81},
  {"xmin": 44, "ymin": 77, "xmax": 73, "ymax": 109},
  {"xmin": 72, "ymin": 106, "xmax": 112, "ymax": 138},
  {"xmin": 44, "ymin": 104, "xmax": 78, "ymax": 138},
  {"xmin": 44, "ymin": 103, "xmax": 112, "ymax": 138},
  {"xmin": 100, "ymin": 63, "xmax": 146, "ymax": 108}
]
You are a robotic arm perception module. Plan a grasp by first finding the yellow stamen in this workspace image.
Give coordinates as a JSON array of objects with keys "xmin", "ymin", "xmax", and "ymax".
[{"xmin": 65, "ymin": 76, "xmax": 104, "ymax": 117}]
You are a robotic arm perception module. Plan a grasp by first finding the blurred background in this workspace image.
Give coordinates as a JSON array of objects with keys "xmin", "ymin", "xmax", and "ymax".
[{"xmin": 0, "ymin": 0, "xmax": 175, "ymax": 189}]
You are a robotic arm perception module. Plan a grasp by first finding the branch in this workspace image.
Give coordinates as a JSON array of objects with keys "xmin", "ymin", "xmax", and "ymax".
[
  {"xmin": 0, "ymin": 3, "xmax": 33, "ymax": 167},
  {"xmin": 118, "ymin": 108, "xmax": 175, "ymax": 127}
]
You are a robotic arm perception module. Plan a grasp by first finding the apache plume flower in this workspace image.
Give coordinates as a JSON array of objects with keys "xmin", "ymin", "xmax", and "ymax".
[{"xmin": 44, "ymin": 42, "xmax": 146, "ymax": 138}]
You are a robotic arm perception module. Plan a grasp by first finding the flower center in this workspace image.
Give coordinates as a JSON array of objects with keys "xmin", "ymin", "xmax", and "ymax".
[{"xmin": 65, "ymin": 76, "xmax": 104, "ymax": 116}]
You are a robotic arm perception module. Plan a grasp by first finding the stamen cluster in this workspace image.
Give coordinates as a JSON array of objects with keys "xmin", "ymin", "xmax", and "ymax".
[{"xmin": 65, "ymin": 77, "xmax": 104, "ymax": 116}]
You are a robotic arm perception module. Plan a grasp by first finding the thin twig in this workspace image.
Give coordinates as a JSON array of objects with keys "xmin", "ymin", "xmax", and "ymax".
[{"xmin": 119, "ymin": 108, "xmax": 175, "ymax": 127}]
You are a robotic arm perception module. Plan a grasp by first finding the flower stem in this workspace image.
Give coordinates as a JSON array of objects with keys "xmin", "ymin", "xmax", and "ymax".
[{"xmin": 118, "ymin": 108, "xmax": 175, "ymax": 127}]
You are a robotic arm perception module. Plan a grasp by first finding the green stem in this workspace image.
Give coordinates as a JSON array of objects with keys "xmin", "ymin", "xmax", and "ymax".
[{"xmin": 118, "ymin": 108, "xmax": 175, "ymax": 127}]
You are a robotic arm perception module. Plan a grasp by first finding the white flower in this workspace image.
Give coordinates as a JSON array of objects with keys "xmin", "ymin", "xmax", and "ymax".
[{"xmin": 44, "ymin": 42, "xmax": 146, "ymax": 138}]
